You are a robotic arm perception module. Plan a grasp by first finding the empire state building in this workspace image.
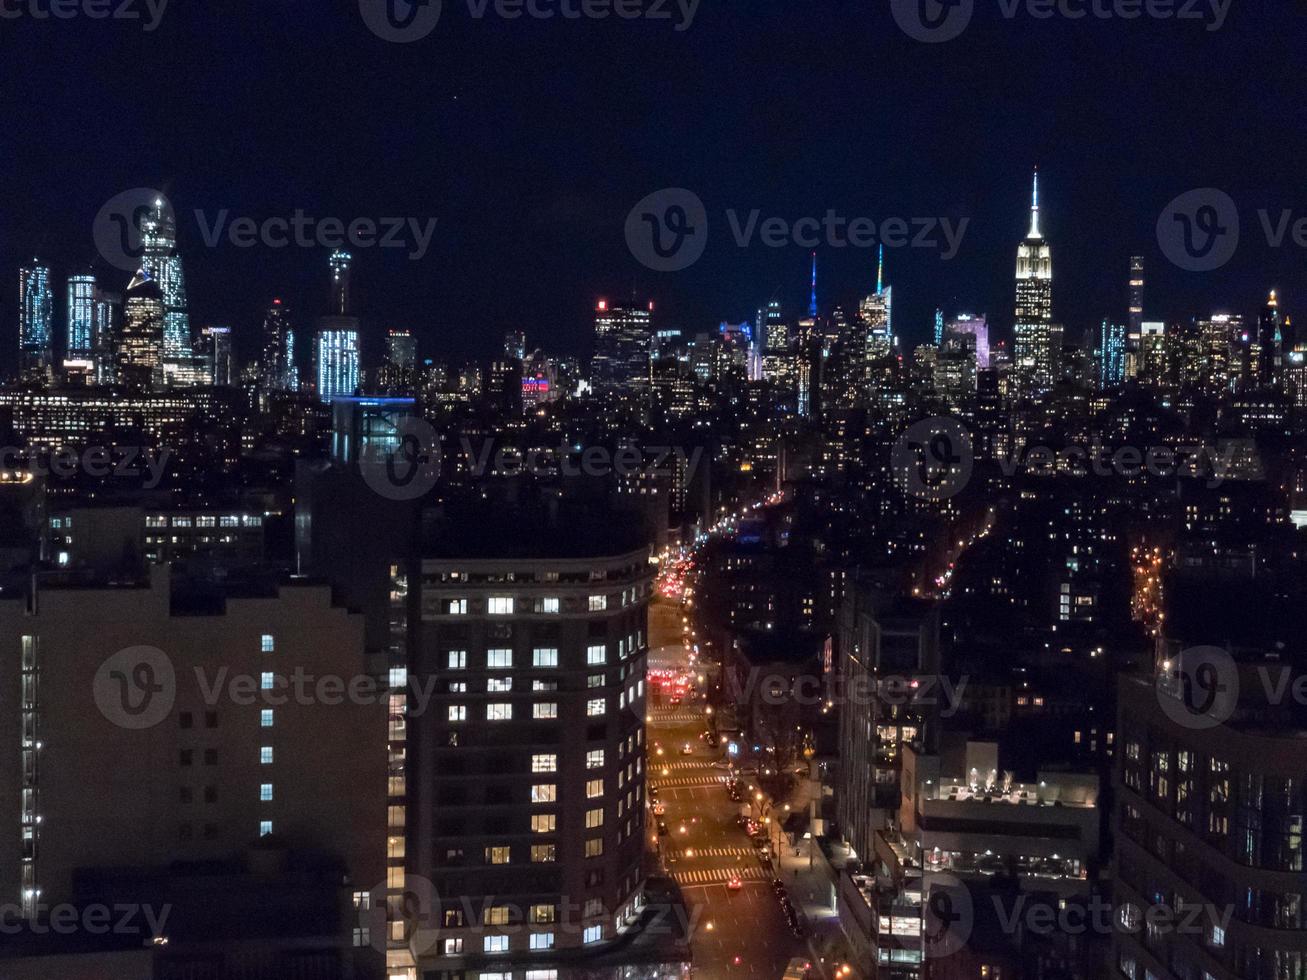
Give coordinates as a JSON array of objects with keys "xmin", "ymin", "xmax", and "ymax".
[{"xmin": 1014, "ymin": 170, "xmax": 1057, "ymax": 397}]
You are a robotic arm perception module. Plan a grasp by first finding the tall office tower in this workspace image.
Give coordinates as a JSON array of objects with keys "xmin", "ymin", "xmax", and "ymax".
[
  {"xmin": 65, "ymin": 272, "xmax": 96, "ymax": 360},
  {"xmin": 408, "ymin": 514, "xmax": 654, "ymax": 977},
  {"xmin": 138, "ymin": 197, "xmax": 191, "ymax": 356},
  {"xmin": 761, "ymin": 301, "xmax": 795, "ymax": 400},
  {"xmin": 1258, "ymin": 289, "xmax": 1284, "ymax": 388},
  {"xmin": 504, "ymin": 329, "xmax": 527, "ymax": 362},
  {"xmin": 1013, "ymin": 170, "xmax": 1055, "ymax": 397},
  {"xmin": 202, "ymin": 325, "xmax": 234, "ymax": 385},
  {"xmin": 1136, "ymin": 321, "xmax": 1167, "ymax": 386},
  {"xmin": 315, "ymin": 324, "xmax": 361, "ymax": 401},
  {"xmin": 1096, "ymin": 319, "xmax": 1127, "ymax": 389},
  {"xmin": 933, "ymin": 308, "xmax": 945, "ymax": 346},
  {"xmin": 18, "ymin": 261, "xmax": 54, "ymax": 379},
  {"xmin": 378, "ymin": 329, "xmax": 418, "ymax": 394},
  {"xmin": 591, "ymin": 299, "xmax": 653, "ymax": 396},
  {"xmin": 808, "ymin": 251, "xmax": 819, "ymax": 319},
  {"xmin": 117, "ymin": 268, "xmax": 165, "ymax": 389},
  {"xmin": 260, "ymin": 299, "xmax": 295, "ymax": 391},
  {"xmin": 1128, "ymin": 255, "xmax": 1144, "ymax": 337},
  {"xmin": 935, "ymin": 335, "xmax": 977, "ymax": 405},
  {"xmin": 329, "ymin": 249, "xmax": 352, "ymax": 315},
  {"xmin": 945, "ymin": 313, "xmax": 990, "ymax": 368},
  {"xmin": 1196, "ymin": 314, "xmax": 1240, "ymax": 396},
  {"xmin": 859, "ymin": 245, "xmax": 893, "ymax": 361},
  {"xmin": 91, "ymin": 287, "xmax": 119, "ymax": 384}
]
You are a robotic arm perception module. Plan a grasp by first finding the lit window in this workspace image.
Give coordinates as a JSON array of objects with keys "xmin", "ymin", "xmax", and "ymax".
[
  {"xmin": 487, "ymin": 649, "xmax": 512, "ymax": 670},
  {"xmin": 532, "ymin": 754, "xmax": 557, "ymax": 773},
  {"xmin": 587, "ymin": 698, "xmax": 606, "ymax": 717},
  {"xmin": 533, "ymin": 702, "xmax": 558, "ymax": 720},
  {"xmin": 585, "ymin": 808, "xmax": 604, "ymax": 829},
  {"xmin": 488, "ymin": 678, "xmax": 512, "ymax": 692},
  {"xmin": 447, "ymin": 650, "xmax": 467, "ymax": 670},
  {"xmin": 485, "ymin": 846, "xmax": 510, "ymax": 865},
  {"xmin": 260, "ymin": 671, "xmax": 275, "ymax": 691},
  {"xmin": 535, "ymin": 597, "xmax": 560, "ymax": 613},
  {"xmin": 259, "ymin": 820, "xmax": 273, "ymax": 837},
  {"xmin": 530, "ymin": 904, "xmax": 555, "ymax": 924},
  {"xmin": 585, "ymin": 837, "xmax": 604, "ymax": 858},
  {"xmin": 260, "ymin": 783, "xmax": 273, "ymax": 802},
  {"xmin": 588, "ymin": 595, "xmax": 607, "ymax": 611},
  {"xmin": 583, "ymin": 924, "xmax": 602, "ymax": 944},
  {"xmin": 260, "ymin": 709, "xmax": 274, "ymax": 728},
  {"xmin": 587, "ymin": 644, "xmax": 607, "ymax": 666},
  {"xmin": 586, "ymin": 778, "xmax": 603, "ymax": 798},
  {"xmin": 588, "ymin": 674, "xmax": 604, "ymax": 688},
  {"xmin": 260, "ymin": 634, "xmax": 274, "ymax": 652},
  {"xmin": 531, "ymin": 814, "xmax": 556, "ymax": 834},
  {"xmin": 488, "ymin": 597, "xmax": 514, "ymax": 615},
  {"xmin": 484, "ymin": 935, "xmax": 509, "ymax": 953},
  {"xmin": 448, "ymin": 705, "xmax": 467, "ymax": 722},
  {"xmin": 484, "ymin": 906, "xmax": 510, "ymax": 926},
  {"xmin": 443, "ymin": 938, "xmax": 463, "ymax": 956},
  {"xmin": 486, "ymin": 703, "xmax": 513, "ymax": 721},
  {"xmin": 260, "ymin": 746, "xmax": 273, "ymax": 764},
  {"xmin": 1210, "ymin": 925, "xmax": 1225, "ymax": 947},
  {"xmin": 447, "ymin": 599, "xmax": 468, "ymax": 615},
  {"xmin": 586, "ymin": 749, "xmax": 604, "ymax": 770},
  {"xmin": 526, "ymin": 971, "xmax": 558, "ymax": 980},
  {"xmin": 533, "ymin": 648, "xmax": 559, "ymax": 668},
  {"xmin": 531, "ymin": 844, "xmax": 556, "ymax": 863},
  {"xmin": 531, "ymin": 784, "xmax": 557, "ymax": 804},
  {"xmin": 530, "ymin": 933, "xmax": 554, "ymax": 950}
]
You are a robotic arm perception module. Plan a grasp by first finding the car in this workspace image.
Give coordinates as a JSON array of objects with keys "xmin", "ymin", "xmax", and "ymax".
[
  {"xmin": 770, "ymin": 878, "xmax": 787, "ymax": 897},
  {"xmin": 706, "ymin": 733, "xmax": 720, "ymax": 748},
  {"xmin": 649, "ymin": 786, "xmax": 660, "ymax": 801},
  {"xmin": 657, "ymin": 821, "xmax": 669, "ymax": 836},
  {"xmin": 726, "ymin": 875, "xmax": 742, "ymax": 891},
  {"xmin": 669, "ymin": 697, "xmax": 681, "ymax": 706},
  {"xmin": 680, "ymin": 743, "xmax": 693, "ymax": 755},
  {"xmin": 652, "ymin": 802, "xmax": 666, "ymax": 816}
]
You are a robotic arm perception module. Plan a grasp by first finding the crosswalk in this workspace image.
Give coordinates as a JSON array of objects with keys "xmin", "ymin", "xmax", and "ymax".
[
  {"xmin": 658, "ymin": 760, "xmax": 718, "ymax": 771},
  {"xmin": 669, "ymin": 846, "xmax": 753, "ymax": 859},
  {"xmin": 649, "ymin": 774, "xmax": 730, "ymax": 788},
  {"xmin": 649, "ymin": 711, "xmax": 703, "ymax": 724},
  {"xmin": 672, "ymin": 865, "xmax": 769, "ymax": 886}
]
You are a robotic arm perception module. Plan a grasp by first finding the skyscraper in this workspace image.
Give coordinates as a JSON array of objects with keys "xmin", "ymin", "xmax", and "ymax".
[
  {"xmin": 946, "ymin": 313, "xmax": 990, "ymax": 369},
  {"xmin": 202, "ymin": 324, "xmax": 234, "ymax": 386},
  {"xmin": 1013, "ymin": 170, "xmax": 1055, "ymax": 397},
  {"xmin": 1128, "ymin": 255, "xmax": 1144, "ymax": 337},
  {"xmin": 139, "ymin": 198, "xmax": 191, "ymax": 357},
  {"xmin": 65, "ymin": 273, "xmax": 96, "ymax": 360},
  {"xmin": 379, "ymin": 329, "xmax": 418, "ymax": 394},
  {"xmin": 592, "ymin": 299, "xmax": 653, "ymax": 396},
  {"xmin": 808, "ymin": 251, "xmax": 819, "ymax": 319},
  {"xmin": 1096, "ymin": 319, "xmax": 1127, "ymax": 390},
  {"xmin": 329, "ymin": 250, "xmax": 352, "ymax": 316},
  {"xmin": 260, "ymin": 299, "xmax": 295, "ymax": 391},
  {"xmin": 18, "ymin": 261, "xmax": 54, "ymax": 379},
  {"xmin": 859, "ymin": 245, "xmax": 893, "ymax": 361},
  {"xmin": 315, "ymin": 325, "xmax": 360, "ymax": 401},
  {"xmin": 117, "ymin": 268, "xmax": 165, "ymax": 389},
  {"xmin": 1258, "ymin": 289, "xmax": 1284, "ymax": 388}
]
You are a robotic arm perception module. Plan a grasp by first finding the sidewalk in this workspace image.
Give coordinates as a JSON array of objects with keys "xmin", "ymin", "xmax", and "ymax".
[{"xmin": 774, "ymin": 839, "xmax": 866, "ymax": 980}]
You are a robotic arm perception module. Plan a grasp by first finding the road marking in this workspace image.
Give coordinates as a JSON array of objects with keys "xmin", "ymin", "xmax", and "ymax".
[
  {"xmin": 669, "ymin": 846, "xmax": 754, "ymax": 858},
  {"xmin": 649, "ymin": 775, "xmax": 731, "ymax": 788},
  {"xmin": 671, "ymin": 866, "xmax": 769, "ymax": 885}
]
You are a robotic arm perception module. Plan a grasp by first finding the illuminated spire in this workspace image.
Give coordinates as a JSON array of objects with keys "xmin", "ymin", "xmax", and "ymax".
[
  {"xmin": 1028, "ymin": 168, "xmax": 1042, "ymax": 239},
  {"xmin": 809, "ymin": 252, "xmax": 818, "ymax": 319},
  {"xmin": 876, "ymin": 244, "xmax": 884, "ymax": 295},
  {"xmin": 1268, "ymin": 289, "xmax": 1278, "ymax": 307}
]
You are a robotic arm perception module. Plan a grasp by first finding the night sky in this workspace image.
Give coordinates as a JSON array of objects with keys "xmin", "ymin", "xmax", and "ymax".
[{"xmin": 1, "ymin": 0, "xmax": 1302, "ymax": 370}]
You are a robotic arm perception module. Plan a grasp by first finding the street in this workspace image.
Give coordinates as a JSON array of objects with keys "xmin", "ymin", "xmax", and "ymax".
[{"xmin": 646, "ymin": 598, "xmax": 808, "ymax": 979}]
